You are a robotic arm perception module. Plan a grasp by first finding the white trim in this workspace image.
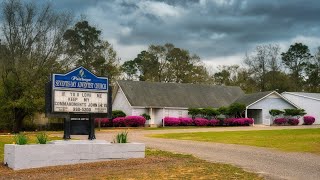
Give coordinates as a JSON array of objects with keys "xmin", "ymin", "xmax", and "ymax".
[
  {"xmin": 247, "ymin": 91, "xmax": 300, "ymax": 109},
  {"xmin": 282, "ymin": 92, "xmax": 320, "ymax": 102},
  {"xmin": 116, "ymin": 81, "xmax": 133, "ymax": 107}
]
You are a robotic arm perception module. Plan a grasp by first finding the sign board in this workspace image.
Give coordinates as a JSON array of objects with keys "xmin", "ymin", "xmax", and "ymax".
[
  {"xmin": 52, "ymin": 67, "xmax": 108, "ymax": 114},
  {"xmin": 53, "ymin": 90, "xmax": 108, "ymax": 113}
]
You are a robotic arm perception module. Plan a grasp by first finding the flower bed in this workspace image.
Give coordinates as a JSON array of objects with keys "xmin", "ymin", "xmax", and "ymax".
[
  {"xmin": 163, "ymin": 117, "xmax": 180, "ymax": 126},
  {"xmin": 95, "ymin": 118, "xmax": 111, "ymax": 127},
  {"xmin": 208, "ymin": 119, "xmax": 220, "ymax": 126},
  {"xmin": 274, "ymin": 118, "xmax": 288, "ymax": 125},
  {"xmin": 194, "ymin": 118, "xmax": 209, "ymax": 126},
  {"xmin": 179, "ymin": 117, "xmax": 193, "ymax": 126},
  {"xmin": 223, "ymin": 118, "xmax": 254, "ymax": 126},
  {"xmin": 303, "ymin": 116, "xmax": 315, "ymax": 125},
  {"xmin": 113, "ymin": 116, "xmax": 146, "ymax": 127}
]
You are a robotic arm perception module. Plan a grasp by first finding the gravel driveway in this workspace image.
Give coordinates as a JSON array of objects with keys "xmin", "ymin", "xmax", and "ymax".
[{"xmin": 75, "ymin": 125, "xmax": 320, "ymax": 180}]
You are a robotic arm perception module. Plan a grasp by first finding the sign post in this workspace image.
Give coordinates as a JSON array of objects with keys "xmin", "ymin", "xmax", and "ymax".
[{"xmin": 46, "ymin": 66, "xmax": 109, "ymax": 140}]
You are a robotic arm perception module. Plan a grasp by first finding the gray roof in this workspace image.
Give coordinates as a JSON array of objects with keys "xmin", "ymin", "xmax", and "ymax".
[
  {"xmin": 284, "ymin": 92, "xmax": 320, "ymax": 100},
  {"xmin": 117, "ymin": 80, "xmax": 244, "ymax": 108},
  {"xmin": 235, "ymin": 91, "xmax": 273, "ymax": 106}
]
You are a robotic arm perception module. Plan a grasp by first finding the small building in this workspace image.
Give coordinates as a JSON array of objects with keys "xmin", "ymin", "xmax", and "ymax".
[
  {"xmin": 235, "ymin": 91, "xmax": 299, "ymax": 125},
  {"xmin": 112, "ymin": 81, "xmax": 300, "ymax": 126},
  {"xmin": 282, "ymin": 92, "xmax": 320, "ymax": 124},
  {"xmin": 113, "ymin": 80, "xmax": 244, "ymax": 126}
]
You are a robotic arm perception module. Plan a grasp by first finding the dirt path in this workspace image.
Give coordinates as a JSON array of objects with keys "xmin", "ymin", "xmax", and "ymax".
[{"xmin": 74, "ymin": 125, "xmax": 320, "ymax": 180}]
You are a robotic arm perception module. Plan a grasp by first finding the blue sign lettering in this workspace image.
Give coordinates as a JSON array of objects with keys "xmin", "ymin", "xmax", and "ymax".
[{"xmin": 52, "ymin": 67, "xmax": 108, "ymax": 91}]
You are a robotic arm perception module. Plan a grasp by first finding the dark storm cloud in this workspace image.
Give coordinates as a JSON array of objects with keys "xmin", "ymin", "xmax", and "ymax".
[{"xmin": 5, "ymin": 0, "xmax": 319, "ymax": 61}]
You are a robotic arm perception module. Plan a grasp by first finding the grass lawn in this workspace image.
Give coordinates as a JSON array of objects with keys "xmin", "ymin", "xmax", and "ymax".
[
  {"xmin": 0, "ymin": 148, "xmax": 262, "ymax": 180},
  {"xmin": 151, "ymin": 128, "xmax": 320, "ymax": 154}
]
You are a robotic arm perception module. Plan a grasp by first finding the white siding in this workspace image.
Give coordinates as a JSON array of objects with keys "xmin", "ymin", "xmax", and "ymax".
[
  {"xmin": 282, "ymin": 93, "xmax": 320, "ymax": 124},
  {"xmin": 248, "ymin": 94, "xmax": 296, "ymax": 125},
  {"xmin": 112, "ymin": 89, "xmax": 133, "ymax": 116},
  {"xmin": 132, "ymin": 108, "xmax": 147, "ymax": 116},
  {"xmin": 154, "ymin": 109, "xmax": 164, "ymax": 125},
  {"xmin": 165, "ymin": 109, "xmax": 189, "ymax": 118}
]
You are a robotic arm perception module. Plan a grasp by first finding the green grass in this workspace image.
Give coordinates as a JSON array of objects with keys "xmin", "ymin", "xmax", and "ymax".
[
  {"xmin": 151, "ymin": 128, "xmax": 320, "ymax": 154},
  {"xmin": 0, "ymin": 133, "xmax": 62, "ymax": 162}
]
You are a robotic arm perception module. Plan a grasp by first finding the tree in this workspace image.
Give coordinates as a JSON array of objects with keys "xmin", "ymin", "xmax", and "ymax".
[
  {"xmin": 0, "ymin": 0, "xmax": 71, "ymax": 132},
  {"xmin": 121, "ymin": 43, "xmax": 210, "ymax": 83},
  {"xmin": 228, "ymin": 103, "xmax": 246, "ymax": 118},
  {"xmin": 244, "ymin": 44, "xmax": 283, "ymax": 91},
  {"xmin": 305, "ymin": 47, "xmax": 320, "ymax": 92},
  {"xmin": 281, "ymin": 43, "xmax": 313, "ymax": 90},
  {"xmin": 63, "ymin": 20, "xmax": 120, "ymax": 82}
]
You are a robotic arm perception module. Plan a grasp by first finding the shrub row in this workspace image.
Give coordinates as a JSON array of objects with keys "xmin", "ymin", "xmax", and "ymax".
[
  {"xmin": 95, "ymin": 116, "xmax": 146, "ymax": 127},
  {"xmin": 274, "ymin": 116, "xmax": 316, "ymax": 126},
  {"xmin": 113, "ymin": 116, "xmax": 146, "ymax": 127},
  {"xmin": 163, "ymin": 117, "xmax": 253, "ymax": 126},
  {"xmin": 274, "ymin": 118, "xmax": 299, "ymax": 125}
]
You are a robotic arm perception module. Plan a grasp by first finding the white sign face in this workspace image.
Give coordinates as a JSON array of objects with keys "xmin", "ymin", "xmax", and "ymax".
[{"xmin": 53, "ymin": 90, "xmax": 108, "ymax": 113}]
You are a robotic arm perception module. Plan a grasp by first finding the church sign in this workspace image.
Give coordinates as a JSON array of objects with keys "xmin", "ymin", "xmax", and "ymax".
[
  {"xmin": 46, "ymin": 66, "xmax": 111, "ymax": 140},
  {"xmin": 52, "ymin": 67, "xmax": 108, "ymax": 113}
]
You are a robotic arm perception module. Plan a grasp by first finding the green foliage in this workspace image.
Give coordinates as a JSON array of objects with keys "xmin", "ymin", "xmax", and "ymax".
[
  {"xmin": 188, "ymin": 108, "xmax": 201, "ymax": 119},
  {"xmin": 284, "ymin": 109, "xmax": 306, "ymax": 117},
  {"xmin": 122, "ymin": 43, "xmax": 210, "ymax": 83},
  {"xmin": 36, "ymin": 132, "xmax": 48, "ymax": 144},
  {"xmin": 281, "ymin": 43, "xmax": 313, "ymax": 90},
  {"xmin": 228, "ymin": 103, "xmax": 246, "ymax": 118},
  {"xmin": 63, "ymin": 20, "xmax": 120, "ymax": 81},
  {"xmin": 114, "ymin": 131, "xmax": 128, "ymax": 143},
  {"xmin": 141, "ymin": 113, "xmax": 151, "ymax": 120},
  {"xmin": 112, "ymin": 110, "xmax": 126, "ymax": 119},
  {"xmin": 202, "ymin": 108, "xmax": 220, "ymax": 119},
  {"xmin": 0, "ymin": 0, "xmax": 71, "ymax": 132},
  {"xmin": 217, "ymin": 106, "xmax": 229, "ymax": 115},
  {"xmin": 14, "ymin": 133, "xmax": 28, "ymax": 145},
  {"xmin": 269, "ymin": 109, "xmax": 284, "ymax": 116}
]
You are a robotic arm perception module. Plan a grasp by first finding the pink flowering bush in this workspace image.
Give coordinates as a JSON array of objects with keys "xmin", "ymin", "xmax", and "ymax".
[
  {"xmin": 113, "ymin": 116, "xmax": 146, "ymax": 127},
  {"xmin": 233, "ymin": 118, "xmax": 254, "ymax": 126},
  {"xmin": 274, "ymin": 118, "xmax": 287, "ymax": 125},
  {"xmin": 223, "ymin": 118, "xmax": 253, "ymax": 126},
  {"xmin": 124, "ymin": 116, "xmax": 146, "ymax": 127},
  {"xmin": 208, "ymin": 119, "xmax": 219, "ymax": 126},
  {"xmin": 303, "ymin": 116, "xmax": 315, "ymax": 125},
  {"xmin": 164, "ymin": 117, "xmax": 180, "ymax": 126},
  {"xmin": 194, "ymin": 118, "xmax": 209, "ymax": 126},
  {"xmin": 113, "ymin": 117, "xmax": 126, "ymax": 127},
  {"xmin": 179, "ymin": 117, "xmax": 194, "ymax": 126},
  {"xmin": 224, "ymin": 118, "xmax": 235, "ymax": 126},
  {"xmin": 288, "ymin": 118, "xmax": 299, "ymax": 126},
  {"xmin": 95, "ymin": 118, "xmax": 111, "ymax": 127}
]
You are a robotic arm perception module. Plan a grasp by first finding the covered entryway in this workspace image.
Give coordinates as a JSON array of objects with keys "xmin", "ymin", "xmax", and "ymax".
[{"xmin": 247, "ymin": 109, "xmax": 262, "ymax": 124}]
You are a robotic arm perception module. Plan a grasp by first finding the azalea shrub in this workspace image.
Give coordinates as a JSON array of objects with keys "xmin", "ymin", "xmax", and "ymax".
[
  {"xmin": 208, "ymin": 119, "xmax": 220, "ymax": 126},
  {"xmin": 224, "ymin": 118, "xmax": 254, "ymax": 126},
  {"xmin": 179, "ymin": 117, "xmax": 194, "ymax": 126},
  {"xmin": 113, "ymin": 117, "xmax": 126, "ymax": 127},
  {"xmin": 303, "ymin": 116, "xmax": 315, "ymax": 125},
  {"xmin": 163, "ymin": 117, "xmax": 180, "ymax": 126},
  {"xmin": 95, "ymin": 118, "xmax": 111, "ymax": 127},
  {"xmin": 274, "ymin": 118, "xmax": 288, "ymax": 125},
  {"xmin": 288, "ymin": 118, "xmax": 299, "ymax": 126},
  {"xmin": 124, "ymin": 116, "xmax": 146, "ymax": 127},
  {"xmin": 113, "ymin": 116, "xmax": 146, "ymax": 127},
  {"xmin": 194, "ymin": 118, "xmax": 209, "ymax": 126}
]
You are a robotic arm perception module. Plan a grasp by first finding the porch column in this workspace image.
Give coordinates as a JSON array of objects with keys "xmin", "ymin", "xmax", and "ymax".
[
  {"xmin": 149, "ymin": 108, "xmax": 154, "ymax": 125},
  {"xmin": 245, "ymin": 107, "xmax": 248, "ymax": 118}
]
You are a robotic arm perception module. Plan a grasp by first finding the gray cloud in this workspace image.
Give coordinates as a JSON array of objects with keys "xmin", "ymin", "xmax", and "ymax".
[{"xmin": 7, "ymin": 0, "xmax": 320, "ymax": 62}]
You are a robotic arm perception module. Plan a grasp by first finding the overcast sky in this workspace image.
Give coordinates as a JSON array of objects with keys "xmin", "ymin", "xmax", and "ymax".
[{"xmin": 29, "ymin": 0, "xmax": 320, "ymax": 66}]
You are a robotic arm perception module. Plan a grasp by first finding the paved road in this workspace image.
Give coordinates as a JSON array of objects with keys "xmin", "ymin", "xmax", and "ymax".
[{"xmin": 75, "ymin": 125, "xmax": 320, "ymax": 180}]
